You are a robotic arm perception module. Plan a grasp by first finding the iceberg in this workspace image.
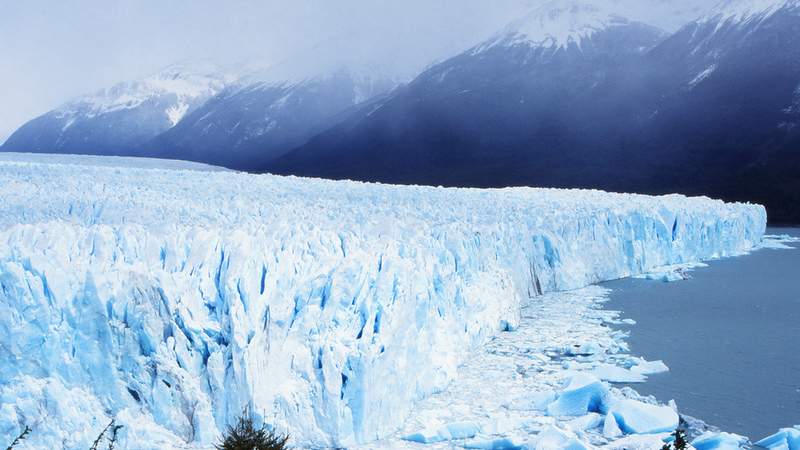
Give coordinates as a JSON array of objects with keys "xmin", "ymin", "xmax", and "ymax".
[
  {"xmin": 0, "ymin": 155, "xmax": 766, "ymax": 448},
  {"xmin": 633, "ymin": 262, "xmax": 707, "ymax": 282},
  {"xmin": 602, "ymin": 411, "xmax": 623, "ymax": 439},
  {"xmin": 692, "ymin": 431, "xmax": 749, "ymax": 450},
  {"xmin": 401, "ymin": 421, "xmax": 479, "ymax": 443},
  {"xmin": 591, "ymin": 364, "xmax": 647, "ymax": 383},
  {"xmin": 566, "ymin": 413, "xmax": 603, "ymax": 432},
  {"xmin": 629, "ymin": 358, "xmax": 669, "ymax": 376},
  {"xmin": 756, "ymin": 426, "xmax": 800, "ymax": 450},
  {"xmin": 532, "ymin": 426, "xmax": 592, "ymax": 450},
  {"xmin": 546, "ymin": 373, "xmax": 611, "ymax": 417},
  {"xmin": 605, "ymin": 399, "xmax": 679, "ymax": 435},
  {"xmin": 463, "ymin": 436, "xmax": 527, "ymax": 449}
]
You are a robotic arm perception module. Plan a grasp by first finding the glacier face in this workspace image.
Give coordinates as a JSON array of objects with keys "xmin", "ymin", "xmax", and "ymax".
[{"xmin": 0, "ymin": 157, "xmax": 765, "ymax": 448}]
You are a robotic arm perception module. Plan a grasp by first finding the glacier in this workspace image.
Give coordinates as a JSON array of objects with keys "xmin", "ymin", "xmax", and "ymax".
[{"xmin": 0, "ymin": 155, "xmax": 765, "ymax": 448}]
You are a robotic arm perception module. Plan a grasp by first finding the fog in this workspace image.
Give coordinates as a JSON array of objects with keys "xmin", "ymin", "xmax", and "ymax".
[{"xmin": 0, "ymin": 0, "xmax": 715, "ymax": 143}]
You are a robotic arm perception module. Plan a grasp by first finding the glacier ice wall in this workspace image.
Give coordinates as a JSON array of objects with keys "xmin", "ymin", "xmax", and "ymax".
[{"xmin": 0, "ymin": 158, "xmax": 765, "ymax": 448}]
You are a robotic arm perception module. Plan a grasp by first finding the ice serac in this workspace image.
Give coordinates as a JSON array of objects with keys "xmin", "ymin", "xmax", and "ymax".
[{"xmin": 0, "ymin": 156, "xmax": 766, "ymax": 448}]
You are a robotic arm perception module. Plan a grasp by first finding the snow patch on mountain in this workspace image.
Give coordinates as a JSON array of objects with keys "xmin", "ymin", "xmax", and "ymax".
[
  {"xmin": 55, "ymin": 62, "xmax": 234, "ymax": 124},
  {"xmin": 701, "ymin": 0, "xmax": 800, "ymax": 27},
  {"xmin": 689, "ymin": 64, "xmax": 718, "ymax": 87},
  {"xmin": 785, "ymin": 83, "xmax": 800, "ymax": 113},
  {"xmin": 0, "ymin": 155, "xmax": 766, "ymax": 448},
  {"xmin": 477, "ymin": 0, "xmax": 632, "ymax": 52}
]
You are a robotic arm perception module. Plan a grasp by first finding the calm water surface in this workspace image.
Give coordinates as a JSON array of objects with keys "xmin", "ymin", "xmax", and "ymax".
[{"xmin": 604, "ymin": 227, "xmax": 800, "ymax": 441}]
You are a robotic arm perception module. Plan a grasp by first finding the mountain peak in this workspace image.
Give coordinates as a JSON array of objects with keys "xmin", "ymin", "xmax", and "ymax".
[
  {"xmin": 480, "ymin": 0, "xmax": 630, "ymax": 51},
  {"xmin": 58, "ymin": 61, "xmax": 233, "ymax": 125},
  {"xmin": 701, "ymin": 0, "xmax": 800, "ymax": 25}
]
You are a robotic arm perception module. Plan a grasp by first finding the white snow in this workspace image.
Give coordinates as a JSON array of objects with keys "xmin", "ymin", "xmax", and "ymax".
[
  {"xmin": 533, "ymin": 426, "xmax": 592, "ymax": 449},
  {"xmin": 591, "ymin": 364, "xmax": 647, "ymax": 383},
  {"xmin": 166, "ymin": 101, "xmax": 191, "ymax": 126},
  {"xmin": 477, "ymin": 0, "xmax": 633, "ymax": 52},
  {"xmin": 701, "ymin": 0, "xmax": 800, "ymax": 27},
  {"xmin": 629, "ymin": 359, "xmax": 669, "ymax": 376},
  {"xmin": 55, "ymin": 61, "xmax": 234, "ymax": 126},
  {"xmin": 0, "ymin": 155, "xmax": 765, "ymax": 448},
  {"xmin": 689, "ymin": 64, "xmax": 718, "ymax": 88}
]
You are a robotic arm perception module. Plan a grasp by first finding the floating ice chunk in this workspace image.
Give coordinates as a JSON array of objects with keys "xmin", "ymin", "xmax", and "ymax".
[
  {"xmin": 565, "ymin": 342, "xmax": 603, "ymax": 357},
  {"xmin": 464, "ymin": 437, "xmax": 528, "ymax": 449},
  {"xmin": 602, "ymin": 411, "xmax": 623, "ymax": 439},
  {"xmin": 401, "ymin": 427, "xmax": 447, "ymax": 444},
  {"xmin": 636, "ymin": 270, "xmax": 688, "ymax": 282},
  {"xmin": 755, "ymin": 426, "xmax": 800, "ymax": 450},
  {"xmin": 635, "ymin": 262, "xmax": 708, "ymax": 282},
  {"xmin": 758, "ymin": 235, "xmax": 800, "ymax": 250},
  {"xmin": 567, "ymin": 413, "xmax": 603, "ymax": 432},
  {"xmin": 605, "ymin": 399, "xmax": 679, "ymax": 435},
  {"xmin": 531, "ymin": 391, "xmax": 558, "ymax": 410},
  {"xmin": 629, "ymin": 359, "xmax": 669, "ymax": 376},
  {"xmin": 401, "ymin": 421, "xmax": 480, "ymax": 443},
  {"xmin": 692, "ymin": 431, "xmax": 749, "ymax": 450},
  {"xmin": 592, "ymin": 364, "xmax": 647, "ymax": 383},
  {"xmin": 533, "ymin": 426, "xmax": 593, "ymax": 450},
  {"xmin": 507, "ymin": 390, "xmax": 557, "ymax": 413},
  {"xmin": 601, "ymin": 434, "xmax": 672, "ymax": 449},
  {"xmin": 546, "ymin": 373, "xmax": 610, "ymax": 417},
  {"xmin": 442, "ymin": 421, "xmax": 480, "ymax": 440}
]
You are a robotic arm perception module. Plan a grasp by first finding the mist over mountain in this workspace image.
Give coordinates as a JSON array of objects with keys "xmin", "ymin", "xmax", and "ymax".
[
  {"xmin": 269, "ymin": 1, "xmax": 668, "ymax": 187},
  {"xmin": 268, "ymin": 0, "xmax": 800, "ymax": 223}
]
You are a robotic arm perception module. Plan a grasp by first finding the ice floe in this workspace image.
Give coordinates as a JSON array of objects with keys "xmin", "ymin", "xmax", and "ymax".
[
  {"xmin": 756, "ymin": 426, "xmax": 800, "ymax": 450},
  {"xmin": 692, "ymin": 431, "xmax": 749, "ymax": 450}
]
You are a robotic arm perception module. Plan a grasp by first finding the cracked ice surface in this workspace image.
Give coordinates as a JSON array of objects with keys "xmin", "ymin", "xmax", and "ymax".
[{"xmin": 0, "ymin": 156, "xmax": 765, "ymax": 448}]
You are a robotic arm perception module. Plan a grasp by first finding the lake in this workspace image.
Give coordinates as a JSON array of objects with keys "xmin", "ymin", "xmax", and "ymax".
[{"xmin": 604, "ymin": 227, "xmax": 800, "ymax": 442}]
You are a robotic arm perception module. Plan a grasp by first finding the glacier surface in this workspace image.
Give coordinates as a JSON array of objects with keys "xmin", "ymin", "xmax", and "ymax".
[{"xmin": 0, "ymin": 156, "xmax": 765, "ymax": 448}]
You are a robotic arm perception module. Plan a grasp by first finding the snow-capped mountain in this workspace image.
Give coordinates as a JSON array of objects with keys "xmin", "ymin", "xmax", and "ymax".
[
  {"xmin": 146, "ymin": 66, "xmax": 400, "ymax": 170},
  {"xmin": 636, "ymin": 0, "xmax": 800, "ymax": 221},
  {"xmin": 143, "ymin": 35, "xmax": 407, "ymax": 170},
  {"xmin": 1, "ymin": 48, "xmax": 403, "ymax": 170},
  {"xmin": 268, "ymin": 1, "xmax": 666, "ymax": 190},
  {"xmin": 700, "ymin": 0, "xmax": 800, "ymax": 25},
  {"xmin": 268, "ymin": 0, "xmax": 800, "ymax": 223},
  {"xmin": 476, "ymin": 0, "xmax": 633, "ymax": 51},
  {"xmin": 1, "ymin": 62, "xmax": 233, "ymax": 156}
]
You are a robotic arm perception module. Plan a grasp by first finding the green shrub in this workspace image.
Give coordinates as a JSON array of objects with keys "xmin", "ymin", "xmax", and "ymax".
[
  {"xmin": 216, "ymin": 413, "xmax": 288, "ymax": 450},
  {"xmin": 661, "ymin": 429, "xmax": 688, "ymax": 450}
]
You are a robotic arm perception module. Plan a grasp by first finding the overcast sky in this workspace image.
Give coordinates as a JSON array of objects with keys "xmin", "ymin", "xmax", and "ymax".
[{"xmin": 0, "ymin": 0, "xmax": 714, "ymax": 143}]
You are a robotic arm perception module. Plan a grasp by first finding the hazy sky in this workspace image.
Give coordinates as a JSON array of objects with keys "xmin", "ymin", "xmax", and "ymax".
[{"xmin": 0, "ymin": 0, "xmax": 714, "ymax": 143}]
